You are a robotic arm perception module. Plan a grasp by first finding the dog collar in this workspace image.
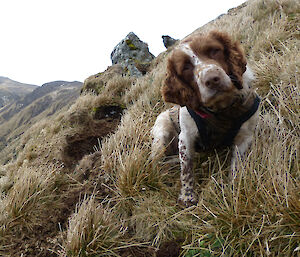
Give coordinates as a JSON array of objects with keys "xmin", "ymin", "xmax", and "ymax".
[{"xmin": 195, "ymin": 110, "xmax": 210, "ymax": 119}]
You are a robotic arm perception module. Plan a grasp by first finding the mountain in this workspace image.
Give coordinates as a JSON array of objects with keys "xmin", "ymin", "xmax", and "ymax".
[
  {"xmin": 0, "ymin": 76, "xmax": 38, "ymax": 108},
  {"xmin": 0, "ymin": 80, "xmax": 82, "ymax": 163}
]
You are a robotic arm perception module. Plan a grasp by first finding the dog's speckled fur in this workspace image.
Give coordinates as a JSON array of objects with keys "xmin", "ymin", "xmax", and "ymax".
[{"xmin": 152, "ymin": 31, "xmax": 259, "ymax": 207}]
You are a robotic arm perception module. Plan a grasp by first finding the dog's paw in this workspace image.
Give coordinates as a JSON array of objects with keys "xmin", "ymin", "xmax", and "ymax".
[{"xmin": 178, "ymin": 192, "xmax": 198, "ymax": 207}]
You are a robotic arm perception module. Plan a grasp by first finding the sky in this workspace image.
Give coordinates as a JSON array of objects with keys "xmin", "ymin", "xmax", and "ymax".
[{"xmin": 0, "ymin": 0, "xmax": 246, "ymax": 86}]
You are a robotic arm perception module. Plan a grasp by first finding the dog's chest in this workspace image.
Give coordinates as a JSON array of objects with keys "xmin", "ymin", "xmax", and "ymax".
[
  {"xmin": 193, "ymin": 116, "xmax": 236, "ymax": 151},
  {"xmin": 193, "ymin": 93, "xmax": 260, "ymax": 151}
]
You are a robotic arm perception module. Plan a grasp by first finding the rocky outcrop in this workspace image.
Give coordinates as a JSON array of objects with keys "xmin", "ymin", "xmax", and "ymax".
[
  {"xmin": 110, "ymin": 32, "xmax": 155, "ymax": 76},
  {"xmin": 162, "ymin": 35, "xmax": 178, "ymax": 49}
]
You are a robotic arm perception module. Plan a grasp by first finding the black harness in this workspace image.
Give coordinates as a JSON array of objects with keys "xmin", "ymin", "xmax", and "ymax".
[{"xmin": 187, "ymin": 95, "xmax": 261, "ymax": 150}]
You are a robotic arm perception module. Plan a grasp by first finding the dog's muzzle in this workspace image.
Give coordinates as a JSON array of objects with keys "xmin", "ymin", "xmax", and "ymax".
[{"xmin": 197, "ymin": 64, "xmax": 232, "ymax": 91}]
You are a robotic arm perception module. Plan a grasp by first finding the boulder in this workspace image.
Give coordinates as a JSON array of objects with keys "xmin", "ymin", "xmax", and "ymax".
[
  {"xmin": 110, "ymin": 32, "xmax": 155, "ymax": 76},
  {"xmin": 162, "ymin": 35, "xmax": 178, "ymax": 49}
]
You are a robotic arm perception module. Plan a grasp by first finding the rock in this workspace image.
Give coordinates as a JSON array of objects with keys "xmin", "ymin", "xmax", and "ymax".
[
  {"xmin": 110, "ymin": 32, "xmax": 155, "ymax": 76},
  {"xmin": 162, "ymin": 35, "xmax": 178, "ymax": 49}
]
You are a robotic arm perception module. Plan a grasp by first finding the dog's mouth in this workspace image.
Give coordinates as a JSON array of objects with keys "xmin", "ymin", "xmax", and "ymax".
[
  {"xmin": 196, "ymin": 67, "xmax": 235, "ymax": 104},
  {"xmin": 201, "ymin": 87, "xmax": 229, "ymax": 103},
  {"xmin": 200, "ymin": 89, "xmax": 237, "ymax": 112}
]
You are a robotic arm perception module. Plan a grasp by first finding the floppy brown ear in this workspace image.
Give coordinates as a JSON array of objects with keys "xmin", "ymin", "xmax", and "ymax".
[
  {"xmin": 161, "ymin": 52, "xmax": 199, "ymax": 108},
  {"xmin": 210, "ymin": 31, "xmax": 247, "ymax": 89}
]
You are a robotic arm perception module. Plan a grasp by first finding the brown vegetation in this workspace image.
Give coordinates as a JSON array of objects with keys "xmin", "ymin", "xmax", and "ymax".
[{"xmin": 0, "ymin": 0, "xmax": 299, "ymax": 256}]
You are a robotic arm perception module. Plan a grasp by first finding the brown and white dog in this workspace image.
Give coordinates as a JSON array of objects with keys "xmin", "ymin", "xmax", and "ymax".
[{"xmin": 152, "ymin": 31, "xmax": 260, "ymax": 206}]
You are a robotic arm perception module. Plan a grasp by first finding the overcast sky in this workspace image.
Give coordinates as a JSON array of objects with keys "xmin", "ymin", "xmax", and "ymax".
[{"xmin": 0, "ymin": 0, "xmax": 246, "ymax": 86}]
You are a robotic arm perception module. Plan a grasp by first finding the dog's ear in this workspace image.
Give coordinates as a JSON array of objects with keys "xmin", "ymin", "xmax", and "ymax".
[
  {"xmin": 210, "ymin": 31, "xmax": 247, "ymax": 89},
  {"xmin": 162, "ymin": 51, "xmax": 200, "ymax": 108}
]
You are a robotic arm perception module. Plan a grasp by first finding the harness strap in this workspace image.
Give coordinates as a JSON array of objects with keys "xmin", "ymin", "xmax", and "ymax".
[
  {"xmin": 222, "ymin": 94, "xmax": 260, "ymax": 146},
  {"xmin": 187, "ymin": 107, "xmax": 209, "ymax": 149},
  {"xmin": 187, "ymin": 94, "xmax": 261, "ymax": 149}
]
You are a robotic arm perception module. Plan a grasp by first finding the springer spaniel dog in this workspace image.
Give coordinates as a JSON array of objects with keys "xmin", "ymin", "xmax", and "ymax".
[{"xmin": 152, "ymin": 31, "xmax": 260, "ymax": 207}]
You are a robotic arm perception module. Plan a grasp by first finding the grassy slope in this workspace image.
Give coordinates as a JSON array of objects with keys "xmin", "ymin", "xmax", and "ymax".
[
  {"xmin": 0, "ymin": 0, "xmax": 299, "ymax": 256},
  {"xmin": 0, "ymin": 81, "xmax": 83, "ymax": 165}
]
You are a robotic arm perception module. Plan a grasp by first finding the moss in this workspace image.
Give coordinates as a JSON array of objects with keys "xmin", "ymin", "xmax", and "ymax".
[
  {"xmin": 95, "ymin": 72, "xmax": 104, "ymax": 78},
  {"xmin": 95, "ymin": 84, "xmax": 104, "ymax": 94},
  {"xmin": 125, "ymin": 39, "xmax": 138, "ymax": 50},
  {"xmin": 123, "ymin": 66, "xmax": 130, "ymax": 76},
  {"xmin": 183, "ymin": 235, "xmax": 226, "ymax": 257}
]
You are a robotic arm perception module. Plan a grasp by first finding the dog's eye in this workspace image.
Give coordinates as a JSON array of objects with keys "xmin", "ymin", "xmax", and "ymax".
[
  {"xmin": 210, "ymin": 48, "xmax": 223, "ymax": 59},
  {"xmin": 181, "ymin": 62, "xmax": 194, "ymax": 82},
  {"xmin": 182, "ymin": 62, "xmax": 193, "ymax": 71}
]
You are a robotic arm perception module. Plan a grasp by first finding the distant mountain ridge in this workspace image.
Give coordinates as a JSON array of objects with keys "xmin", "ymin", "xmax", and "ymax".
[
  {"xmin": 0, "ymin": 80, "xmax": 81, "ymax": 122},
  {"xmin": 0, "ymin": 76, "xmax": 38, "ymax": 108},
  {"xmin": 0, "ymin": 79, "xmax": 83, "ymax": 163}
]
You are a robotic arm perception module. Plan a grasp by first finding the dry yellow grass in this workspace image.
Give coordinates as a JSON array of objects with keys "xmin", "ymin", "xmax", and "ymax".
[{"xmin": 0, "ymin": 0, "xmax": 299, "ymax": 256}]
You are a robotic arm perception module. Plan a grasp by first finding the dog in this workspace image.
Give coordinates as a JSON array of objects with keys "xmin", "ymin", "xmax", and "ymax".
[{"xmin": 152, "ymin": 31, "xmax": 260, "ymax": 206}]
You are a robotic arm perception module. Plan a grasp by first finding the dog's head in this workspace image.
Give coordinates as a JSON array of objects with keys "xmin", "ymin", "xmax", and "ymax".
[{"xmin": 162, "ymin": 31, "xmax": 247, "ymax": 111}]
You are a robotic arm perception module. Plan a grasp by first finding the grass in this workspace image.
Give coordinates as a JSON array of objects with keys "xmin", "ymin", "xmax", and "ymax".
[
  {"xmin": 65, "ymin": 195, "xmax": 125, "ymax": 256},
  {"xmin": 0, "ymin": 0, "xmax": 299, "ymax": 256}
]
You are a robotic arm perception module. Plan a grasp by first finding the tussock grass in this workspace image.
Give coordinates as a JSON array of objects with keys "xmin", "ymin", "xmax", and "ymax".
[
  {"xmin": 64, "ymin": 196, "xmax": 125, "ymax": 257},
  {"xmin": 0, "ymin": 162, "xmax": 68, "ymax": 257},
  {"xmin": 100, "ymin": 108, "xmax": 162, "ymax": 198},
  {"xmin": 0, "ymin": 0, "xmax": 299, "ymax": 256},
  {"xmin": 99, "ymin": 66, "xmax": 170, "ymax": 218},
  {"xmin": 129, "ymin": 194, "xmax": 194, "ymax": 245},
  {"xmin": 183, "ymin": 107, "xmax": 299, "ymax": 256},
  {"xmin": 0, "ymin": 167, "xmax": 56, "ymax": 227}
]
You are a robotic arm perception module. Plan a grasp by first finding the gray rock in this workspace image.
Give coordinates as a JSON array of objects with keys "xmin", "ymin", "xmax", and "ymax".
[
  {"xmin": 110, "ymin": 32, "xmax": 155, "ymax": 76},
  {"xmin": 162, "ymin": 35, "xmax": 178, "ymax": 49}
]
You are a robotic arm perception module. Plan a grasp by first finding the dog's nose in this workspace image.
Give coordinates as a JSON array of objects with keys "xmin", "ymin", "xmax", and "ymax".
[
  {"xmin": 204, "ymin": 74, "xmax": 221, "ymax": 88},
  {"xmin": 197, "ymin": 64, "xmax": 232, "ymax": 91},
  {"xmin": 203, "ymin": 69, "xmax": 222, "ymax": 89}
]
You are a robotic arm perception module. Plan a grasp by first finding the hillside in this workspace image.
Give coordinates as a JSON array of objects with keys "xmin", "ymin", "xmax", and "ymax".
[
  {"xmin": 0, "ymin": 80, "xmax": 82, "ymax": 164},
  {"xmin": 0, "ymin": 76, "xmax": 37, "ymax": 108},
  {"xmin": 0, "ymin": 0, "xmax": 299, "ymax": 256}
]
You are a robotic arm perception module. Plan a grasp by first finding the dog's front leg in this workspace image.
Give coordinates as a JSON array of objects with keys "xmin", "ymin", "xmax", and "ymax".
[
  {"xmin": 178, "ymin": 131, "xmax": 198, "ymax": 206},
  {"xmin": 230, "ymin": 112, "xmax": 258, "ymax": 178},
  {"xmin": 231, "ymin": 136, "xmax": 253, "ymax": 178}
]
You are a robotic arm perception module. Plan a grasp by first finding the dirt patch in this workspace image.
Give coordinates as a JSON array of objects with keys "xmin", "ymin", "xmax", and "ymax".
[
  {"xmin": 64, "ymin": 135, "xmax": 100, "ymax": 165},
  {"xmin": 62, "ymin": 105, "xmax": 124, "ymax": 168},
  {"xmin": 118, "ymin": 240, "xmax": 183, "ymax": 257},
  {"xmin": 119, "ymin": 246, "xmax": 155, "ymax": 257},
  {"xmin": 156, "ymin": 240, "xmax": 183, "ymax": 257}
]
